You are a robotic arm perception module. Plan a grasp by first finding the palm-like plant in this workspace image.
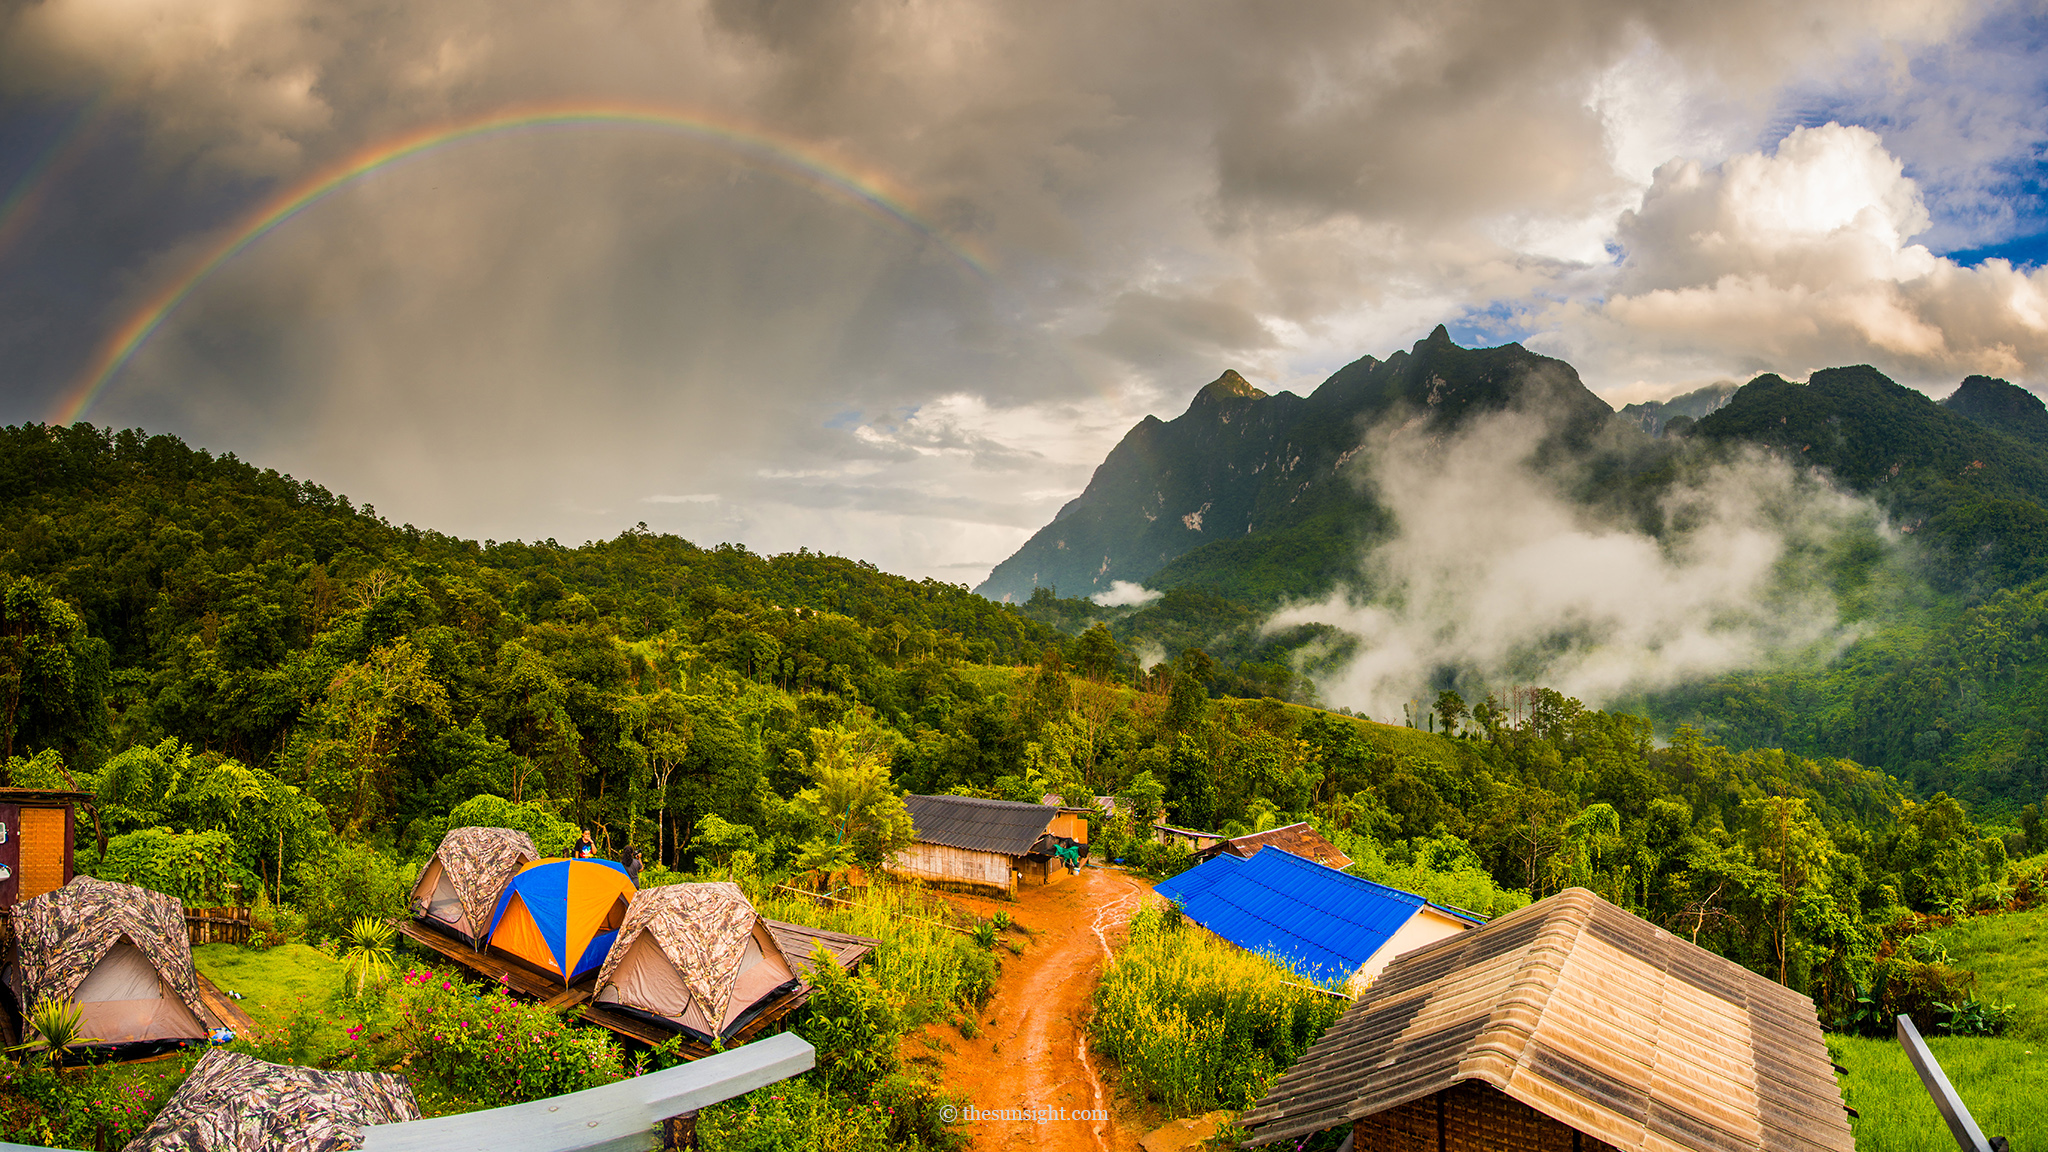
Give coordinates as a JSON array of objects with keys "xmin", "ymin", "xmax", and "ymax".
[
  {"xmin": 340, "ymin": 916, "xmax": 397, "ymax": 997},
  {"xmin": 8, "ymin": 998, "xmax": 99, "ymax": 1066}
]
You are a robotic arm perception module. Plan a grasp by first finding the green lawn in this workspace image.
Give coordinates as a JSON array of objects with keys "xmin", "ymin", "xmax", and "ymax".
[
  {"xmin": 1926, "ymin": 902, "xmax": 2048, "ymax": 1042},
  {"xmin": 192, "ymin": 943, "xmax": 387, "ymax": 1060},
  {"xmin": 1836, "ymin": 1034, "xmax": 2047, "ymax": 1149}
]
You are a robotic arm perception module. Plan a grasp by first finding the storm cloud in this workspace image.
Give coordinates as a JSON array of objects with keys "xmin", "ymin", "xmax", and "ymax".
[{"xmin": 0, "ymin": 0, "xmax": 2037, "ymax": 578}]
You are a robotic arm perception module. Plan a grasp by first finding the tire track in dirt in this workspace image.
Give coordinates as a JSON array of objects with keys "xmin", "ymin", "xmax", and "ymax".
[{"xmin": 910, "ymin": 867, "xmax": 1156, "ymax": 1152}]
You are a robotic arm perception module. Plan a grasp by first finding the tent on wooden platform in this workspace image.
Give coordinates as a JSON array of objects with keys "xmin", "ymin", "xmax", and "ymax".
[
  {"xmin": 486, "ymin": 857, "xmax": 637, "ymax": 984},
  {"xmin": 1155, "ymin": 846, "xmax": 1479, "ymax": 992},
  {"xmin": 1239, "ymin": 887, "xmax": 1855, "ymax": 1152},
  {"xmin": 122, "ymin": 1047, "xmax": 419, "ymax": 1151},
  {"xmin": 409, "ymin": 826, "xmax": 538, "ymax": 948},
  {"xmin": 594, "ymin": 882, "xmax": 801, "ymax": 1042},
  {"xmin": 9, "ymin": 876, "xmax": 211, "ymax": 1050}
]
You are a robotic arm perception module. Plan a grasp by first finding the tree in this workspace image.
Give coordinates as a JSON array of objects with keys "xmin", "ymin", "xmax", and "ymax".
[
  {"xmin": 300, "ymin": 638, "xmax": 451, "ymax": 831},
  {"xmin": 791, "ymin": 726, "xmax": 913, "ymax": 866},
  {"xmin": 1074, "ymin": 624, "xmax": 1122, "ymax": 682},
  {"xmin": 0, "ymin": 575, "xmax": 106, "ymax": 774},
  {"xmin": 1118, "ymin": 769, "xmax": 1166, "ymax": 829},
  {"xmin": 1741, "ymin": 796, "xmax": 1836, "ymax": 985},
  {"xmin": 1433, "ymin": 690, "xmax": 1468, "ymax": 738},
  {"xmin": 618, "ymin": 688, "xmax": 694, "ymax": 866}
]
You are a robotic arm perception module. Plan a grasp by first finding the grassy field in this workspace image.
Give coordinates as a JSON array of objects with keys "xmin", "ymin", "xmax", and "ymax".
[
  {"xmin": 1836, "ymin": 1034, "xmax": 2046, "ymax": 1150},
  {"xmin": 192, "ymin": 942, "xmax": 391, "ymax": 1060},
  {"xmin": 1926, "ymin": 901, "xmax": 2048, "ymax": 1041}
]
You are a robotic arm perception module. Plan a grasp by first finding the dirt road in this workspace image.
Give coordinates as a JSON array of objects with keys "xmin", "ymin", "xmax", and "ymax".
[{"xmin": 912, "ymin": 866, "xmax": 1158, "ymax": 1152}]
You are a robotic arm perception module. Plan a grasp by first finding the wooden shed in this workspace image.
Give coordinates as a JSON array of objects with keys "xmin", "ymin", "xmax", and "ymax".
[
  {"xmin": 889, "ymin": 795, "xmax": 1079, "ymax": 896},
  {"xmin": 1240, "ymin": 888, "xmax": 1854, "ymax": 1152},
  {"xmin": 1197, "ymin": 821, "xmax": 1353, "ymax": 869},
  {"xmin": 0, "ymin": 789, "xmax": 86, "ymax": 910}
]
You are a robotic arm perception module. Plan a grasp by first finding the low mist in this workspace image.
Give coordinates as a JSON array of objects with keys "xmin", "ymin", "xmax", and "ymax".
[{"xmin": 1268, "ymin": 409, "xmax": 1888, "ymax": 722}]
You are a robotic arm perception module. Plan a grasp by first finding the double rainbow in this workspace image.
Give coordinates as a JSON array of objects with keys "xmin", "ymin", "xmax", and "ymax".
[{"xmin": 50, "ymin": 101, "xmax": 990, "ymax": 425}]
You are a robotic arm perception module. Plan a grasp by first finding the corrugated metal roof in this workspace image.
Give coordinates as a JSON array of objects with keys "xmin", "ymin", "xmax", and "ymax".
[
  {"xmin": 904, "ymin": 794, "xmax": 1058, "ymax": 856},
  {"xmin": 1239, "ymin": 888, "xmax": 1855, "ymax": 1152},
  {"xmin": 1153, "ymin": 852, "xmax": 1241, "ymax": 905},
  {"xmin": 1156, "ymin": 845, "xmax": 1424, "ymax": 985}
]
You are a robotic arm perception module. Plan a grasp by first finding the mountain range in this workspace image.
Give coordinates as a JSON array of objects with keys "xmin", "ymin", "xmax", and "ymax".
[{"xmin": 978, "ymin": 328, "xmax": 2048, "ymax": 607}]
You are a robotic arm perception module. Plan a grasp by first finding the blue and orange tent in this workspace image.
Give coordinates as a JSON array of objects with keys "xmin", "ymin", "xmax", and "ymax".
[{"xmin": 486, "ymin": 858, "xmax": 638, "ymax": 984}]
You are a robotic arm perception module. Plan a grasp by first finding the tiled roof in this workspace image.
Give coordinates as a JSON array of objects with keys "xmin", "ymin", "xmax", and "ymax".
[
  {"xmin": 1210, "ymin": 822, "xmax": 1354, "ymax": 869},
  {"xmin": 905, "ymin": 794, "xmax": 1059, "ymax": 856},
  {"xmin": 1240, "ymin": 888, "xmax": 1854, "ymax": 1152},
  {"xmin": 1153, "ymin": 845, "xmax": 1425, "ymax": 984}
]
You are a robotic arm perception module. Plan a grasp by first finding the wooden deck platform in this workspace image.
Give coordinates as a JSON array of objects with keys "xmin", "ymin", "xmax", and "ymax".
[
  {"xmin": 394, "ymin": 914, "xmax": 881, "ymax": 1057},
  {"xmin": 395, "ymin": 918, "xmax": 596, "ymax": 1006}
]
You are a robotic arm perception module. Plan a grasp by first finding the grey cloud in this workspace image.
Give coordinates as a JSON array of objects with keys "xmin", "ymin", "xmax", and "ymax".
[{"xmin": 0, "ymin": 0, "xmax": 2025, "ymax": 582}]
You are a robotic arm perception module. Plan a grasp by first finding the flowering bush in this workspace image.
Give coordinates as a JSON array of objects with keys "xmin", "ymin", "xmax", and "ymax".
[
  {"xmin": 0, "ymin": 1057, "xmax": 194, "ymax": 1148},
  {"xmin": 389, "ymin": 967, "xmax": 624, "ymax": 1105},
  {"xmin": 696, "ymin": 1077, "xmax": 900, "ymax": 1152}
]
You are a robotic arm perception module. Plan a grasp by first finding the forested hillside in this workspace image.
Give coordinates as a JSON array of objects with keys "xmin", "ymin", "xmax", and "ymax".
[{"xmin": 2, "ymin": 418, "xmax": 2044, "ymax": 1037}]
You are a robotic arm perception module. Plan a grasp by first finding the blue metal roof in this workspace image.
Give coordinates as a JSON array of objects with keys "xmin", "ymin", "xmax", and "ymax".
[
  {"xmin": 1153, "ymin": 852, "xmax": 1242, "ymax": 905},
  {"xmin": 1155, "ymin": 845, "xmax": 1426, "ymax": 984}
]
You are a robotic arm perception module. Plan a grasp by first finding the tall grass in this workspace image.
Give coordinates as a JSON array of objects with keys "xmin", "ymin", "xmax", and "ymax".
[
  {"xmin": 1091, "ymin": 904, "xmax": 1348, "ymax": 1115},
  {"xmin": 1926, "ymin": 901, "xmax": 2048, "ymax": 1041},
  {"xmin": 1835, "ymin": 1034, "xmax": 2048, "ymax": 1150},
  {"xmin": 753, "ymin": 881, "xmax": 997, "ymax": 1025}
]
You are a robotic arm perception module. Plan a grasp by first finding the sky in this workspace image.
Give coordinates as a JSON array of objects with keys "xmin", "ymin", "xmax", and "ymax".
[{"xmin": 2, "ymin": 0, "xmax": 2045, "ymax": 585}]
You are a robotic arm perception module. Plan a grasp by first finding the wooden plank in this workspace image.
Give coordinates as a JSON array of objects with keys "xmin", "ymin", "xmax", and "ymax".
[
  {"xmin": 192, "ymin": 969, "xmax": 257, "ymax": 1036},
  {"xmin": 361, "ymin": 1031, "xmax": 815, "ymax": 1152},
  {"xmin": 764, "ymin": 920, "xmax": 880, "ymax": 972}
]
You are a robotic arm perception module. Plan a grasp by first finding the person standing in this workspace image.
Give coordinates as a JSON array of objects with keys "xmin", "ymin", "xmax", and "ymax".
[
  {"xmin": 620, "ymin": 842, "xmax": 644, "ymax": 884},
  {"xmin": 574, "ymin": 829, "xmax": 596, "ymax": 859}
]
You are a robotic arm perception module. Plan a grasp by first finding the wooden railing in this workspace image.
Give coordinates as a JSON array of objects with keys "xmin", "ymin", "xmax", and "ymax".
[
  {"xmin": 185, "ymin": 906, "xmax": 251, "ymax": 945},
  {"xmin": 0, "ymin": 1033, "xmax": 817, "ymax": 1152},
  {"xmin": 362, "ymin": 1032, "xmax": 815, "ymax": 1151}
]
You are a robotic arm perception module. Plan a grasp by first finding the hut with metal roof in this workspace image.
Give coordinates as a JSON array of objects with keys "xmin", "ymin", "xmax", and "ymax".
[
  {"xmin": 122, "ymin": 1048, "xmax": 419, "ymax": 1151},
  {"xmin": 1239, "ymin": 887, "xmax": 1855, "ymax": 1152},
  {"xmin": 1197, "ymin": 821, "xmax": 1353, "ymax": 869},
  {"xmin": 889, "ymin": 794, "xmax": 1078, "ymax": 895},
  {"xmin": 1155, "ymin": 846, "xmax": 1479, "ymax": 992}
]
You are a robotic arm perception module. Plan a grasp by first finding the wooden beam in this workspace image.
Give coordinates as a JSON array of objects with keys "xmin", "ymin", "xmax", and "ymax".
[{"xmin": 360, "ymin": 1032, "xmax": 815, "ymax": 1152}]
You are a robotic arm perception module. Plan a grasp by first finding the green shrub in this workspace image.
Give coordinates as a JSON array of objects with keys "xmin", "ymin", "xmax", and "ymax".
[
  {"xmin": 797, "ymin": 943, "xmax": 902, "ymax": 1096},
  {"xmin": 390, "ymin": 967, "xmax": 623, "ymax": 1106},
  {"xmin": 1092, "ymin": 903, "xmax": 1348, "ymax": 1115},
  {"xmin": 0, "ymin": 1059, "xmax": 192, "ymax": 1148},
  {"xmin": 84, "ymin": 828, "xmax": 259, "ymax": 904},
  {"xmin": 296, "ymin": 839, "xmax": 408, "ymax": 944},
  {"xmin": 697, "ymin": 1076, "xmax": 899, "ymax": 1152}
]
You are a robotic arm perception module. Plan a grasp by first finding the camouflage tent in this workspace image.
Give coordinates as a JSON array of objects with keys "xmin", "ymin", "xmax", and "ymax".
[
  {"xmin": 409, "ymin": 826, "xmax": 539, "ymax": 947},
  {"xmin": 594, "ymin": 882, "xmax": 799, "ymax": 1039},
  {"xmin": 123, "ymin": 1048, "xmax": 420, "ymax": 1152},
  {"xmin": 12, "ymin": 875, "xmax": 211, "ymax": 1046}
]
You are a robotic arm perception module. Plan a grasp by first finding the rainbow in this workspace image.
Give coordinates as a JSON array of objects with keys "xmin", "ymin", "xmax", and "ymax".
[
  {"xmin": 51, "ymin": 101, "xmax": 991, "ymax": 425},
  {"xmin": 0, "ymin": 96, "xmax": 107, "ymax": 264}
]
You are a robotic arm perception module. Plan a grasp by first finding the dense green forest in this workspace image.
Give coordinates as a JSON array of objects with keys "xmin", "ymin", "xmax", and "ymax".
[{"xmin": 1, "ymin": 418, "xmax": 2042, "ymax": 1038}]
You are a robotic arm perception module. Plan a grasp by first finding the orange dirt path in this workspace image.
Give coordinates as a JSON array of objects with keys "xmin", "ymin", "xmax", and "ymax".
[{"xmin": 914, "ymin": 866, "xmax": 1159, "ymax": 1152}]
